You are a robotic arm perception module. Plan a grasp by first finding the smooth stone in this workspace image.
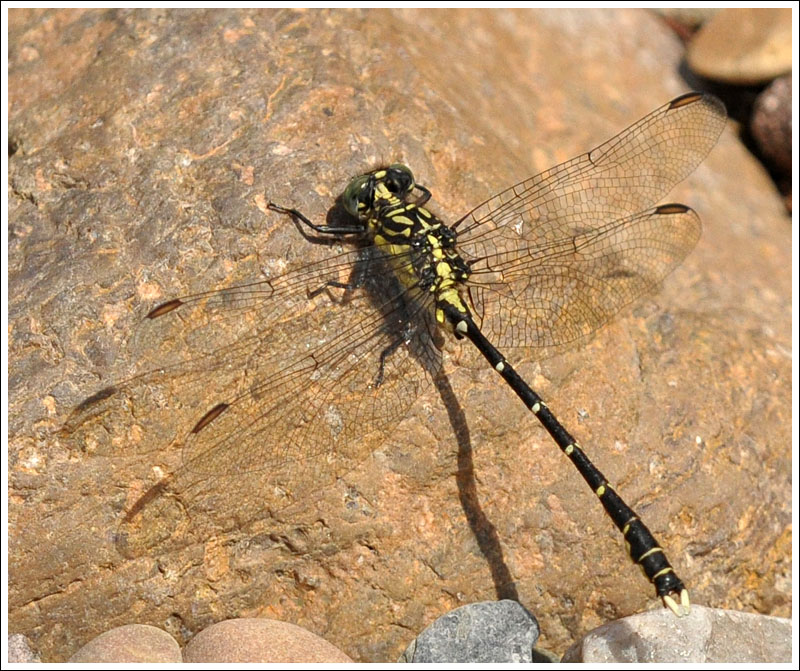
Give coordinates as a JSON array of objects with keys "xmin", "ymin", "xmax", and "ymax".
[
  {"xmin": 562, "ymin": 605, "xmax": 792, "ymax": 663},
  {"xmin": 68, "ymin": 624, "xmax": 182, "ymax": 663},
  {"xmin": 750, "ymin": 75, "xmax": 791, "ymax": 174},
  {"xmin": 182, "ymin": 617, "xmax": 353, "ymax": 663},
  {"xmin": 687, "ymin": 8, "xmax": 791, "ymax": 84},
  {"xmin": 654, "ymin": 8, "xmax": 719, "ymax": 31}
]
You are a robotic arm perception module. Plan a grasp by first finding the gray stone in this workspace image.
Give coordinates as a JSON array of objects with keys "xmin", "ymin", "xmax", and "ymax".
[
  {"xmin": 400, "ymin": 600, "xmax": 538, "ymax": 663},
  {"xmin": 562, "ymin": 605, "xmax": 791, "ymax": 663},
  {"xmin": 8, "ymin": 633, "xmax": 40, "ymax": 662}
]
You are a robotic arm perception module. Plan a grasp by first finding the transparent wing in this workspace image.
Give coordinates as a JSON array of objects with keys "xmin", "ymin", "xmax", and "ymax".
[
  {"xmin": 465, "ymin": 204, "xmax": 701, "ymax": 349},
  {"xmin": 455, "ymin": 92, "xmax": 725, "ymax": 350},
  {"xmin": 177, "ymin": 265, "xmax": 441, "ymax": 483},
  {"xmin": 61, "ymin": 244, "xmax": 442, "ymax": 527}
]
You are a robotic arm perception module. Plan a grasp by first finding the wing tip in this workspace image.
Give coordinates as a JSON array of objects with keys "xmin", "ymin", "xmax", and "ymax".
[{"xmin": 147, "ymin": 298, "xmax": 184, "ymax": 319}]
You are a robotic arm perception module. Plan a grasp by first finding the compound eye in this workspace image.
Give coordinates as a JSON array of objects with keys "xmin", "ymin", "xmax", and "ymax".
[
  {"xmin": 385, "ymin": 164, "xmax": 415, "ymax": 197},
  {"xmin": 342, "ymin": 174, "xmax": 371, "ymax": 217}
]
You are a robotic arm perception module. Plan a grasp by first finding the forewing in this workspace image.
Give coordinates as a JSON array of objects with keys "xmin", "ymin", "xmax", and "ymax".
[
  {"xmin": 456, "ymin": 93, "xmax": 724, "ymax": 351},
  {"xmin": 60, "ymin": 246, "xmax": 372, "ymax": 443},
  {"xmin": 456, "ymin": 93, "xmax": 724, "ymax": 247}
]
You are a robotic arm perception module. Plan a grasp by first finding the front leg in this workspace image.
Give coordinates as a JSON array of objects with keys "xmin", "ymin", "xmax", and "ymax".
[{"xmin": 268, "ymin": 202, "xmax": 365, "ymax": 236}]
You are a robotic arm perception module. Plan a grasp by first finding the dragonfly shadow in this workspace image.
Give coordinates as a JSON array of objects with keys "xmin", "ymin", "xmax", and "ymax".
[{"xmin": 433, "ymin": 370, "xmax": 520, "ymax": 602}]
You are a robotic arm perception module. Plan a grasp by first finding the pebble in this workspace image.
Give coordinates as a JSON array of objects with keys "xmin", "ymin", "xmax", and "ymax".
[
  {"xmin": 68, "ymin": 624, "xmax": 182, "ymax": 663},
  {"xmin": 751, "ymin": 75, "xmax": 792, "ymax": 174},
  {"xmin": 687, "ymin": 8, "xmax": 792, "ymax": 84},
  {"xmin": 655, "ymin": 8, "xmax": 719, "ymax": 33},
  {"xmin": 562, "ymin": 605, "xmax": 792, "ymax": 663},
  {"xmin": 400, "ymin": 599, "xmax": 539, "ymax": 663},
  {"xmin": 182, "ymin": 618, "xmax": 353, "ymax": 663},
  {"xmin": 14, "ymin": 604, "xmax": 794, "ymax": 662}
]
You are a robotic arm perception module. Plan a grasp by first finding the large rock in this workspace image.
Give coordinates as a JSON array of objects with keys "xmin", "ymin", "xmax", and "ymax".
[{"xmin": 8, "ymin": 8, "xmax": 790, "ymax": 661}]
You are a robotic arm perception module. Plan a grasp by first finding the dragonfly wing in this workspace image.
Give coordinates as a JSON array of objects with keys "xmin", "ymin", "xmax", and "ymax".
[
  {"xmin": 465, "ymin": 205, "xmax": 702, "ymax": 350},
  {"xmin": 61, "ymin": 245, "xmax": 441, "ymax": 510},
  {"xmin": 455, "ymin": 93, "xmax": 724, "ymax": 243},
  {"xmin": 455, "ymin": 93, "xmax": 724, "ymax": 351},
  {"xmin": 177, "ymin": 282, "xmax": 441, "ymax": 482}
]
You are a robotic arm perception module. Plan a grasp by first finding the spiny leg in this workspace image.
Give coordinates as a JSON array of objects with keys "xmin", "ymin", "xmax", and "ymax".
[
  {"xmin": 373, "ymin": 335, "xmax": 407, "ymax": 388},
  {"xmin": 267, "ymin": 202, "xmax": 366, "ymax": 235},
  {"xmin": 412, "ymin": 184, "xmax": 432, "ymax": 207}
]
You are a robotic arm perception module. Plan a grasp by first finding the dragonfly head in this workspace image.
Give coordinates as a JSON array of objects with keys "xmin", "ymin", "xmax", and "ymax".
[{"xmin": 342, "ymin": 164, "xmax": 415, "ymax": 219}]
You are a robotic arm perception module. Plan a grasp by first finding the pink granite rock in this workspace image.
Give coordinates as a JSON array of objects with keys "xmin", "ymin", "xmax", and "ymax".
[
  {"xmin": 182, "ymin": 618, "xmax": 353, "ymax": 663},
  {"xmin": 68, "ymin": 625, "xmax": 181, "ymax": 663}
]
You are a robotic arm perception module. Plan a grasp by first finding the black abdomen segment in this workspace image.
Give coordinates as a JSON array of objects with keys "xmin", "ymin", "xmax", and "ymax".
[{"xmin": 441, "ymin": 302, "xmax": 690, "ymax": 615}]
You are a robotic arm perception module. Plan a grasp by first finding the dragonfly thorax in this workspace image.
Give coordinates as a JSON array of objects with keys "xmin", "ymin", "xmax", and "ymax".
[{"xmin": 343, "ymin": 165, "xmax": 473, "ymax": 331}]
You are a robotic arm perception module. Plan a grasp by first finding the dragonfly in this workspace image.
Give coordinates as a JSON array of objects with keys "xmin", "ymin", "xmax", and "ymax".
[{"xmin": 62, "ymin": 91, "xmax": 726, "ymax": 615}]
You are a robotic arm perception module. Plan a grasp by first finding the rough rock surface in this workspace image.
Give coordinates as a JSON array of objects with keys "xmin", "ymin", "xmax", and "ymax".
[
  {"xmin": 8, "ymin": 8, "xmax": 791, "ymax": 662},
  {"xmin": 562, "ymin": 605, "xmax": 792, "ymax": 663}
]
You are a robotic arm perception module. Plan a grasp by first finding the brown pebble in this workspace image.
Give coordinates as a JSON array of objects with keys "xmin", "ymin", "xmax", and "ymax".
[
  {"xmin": 751, "ymin": 75, "xmax": 792, "ymax": 174},
  {"xmin": 687, "ymin": 8, "xmax": 792, "ymax": 84},
  {"xmin": 68, "ymin": 624, "xmax": 182, "ymax": 663},
  {"xmin": 182, "ymin": 618, "xmax": 354, "ymax": 663}
]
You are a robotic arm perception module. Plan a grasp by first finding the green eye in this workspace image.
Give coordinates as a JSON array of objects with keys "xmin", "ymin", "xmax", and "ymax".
[{"xmin": 343, "ymin": 174, "xmax": 370, "ymax": 217}]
